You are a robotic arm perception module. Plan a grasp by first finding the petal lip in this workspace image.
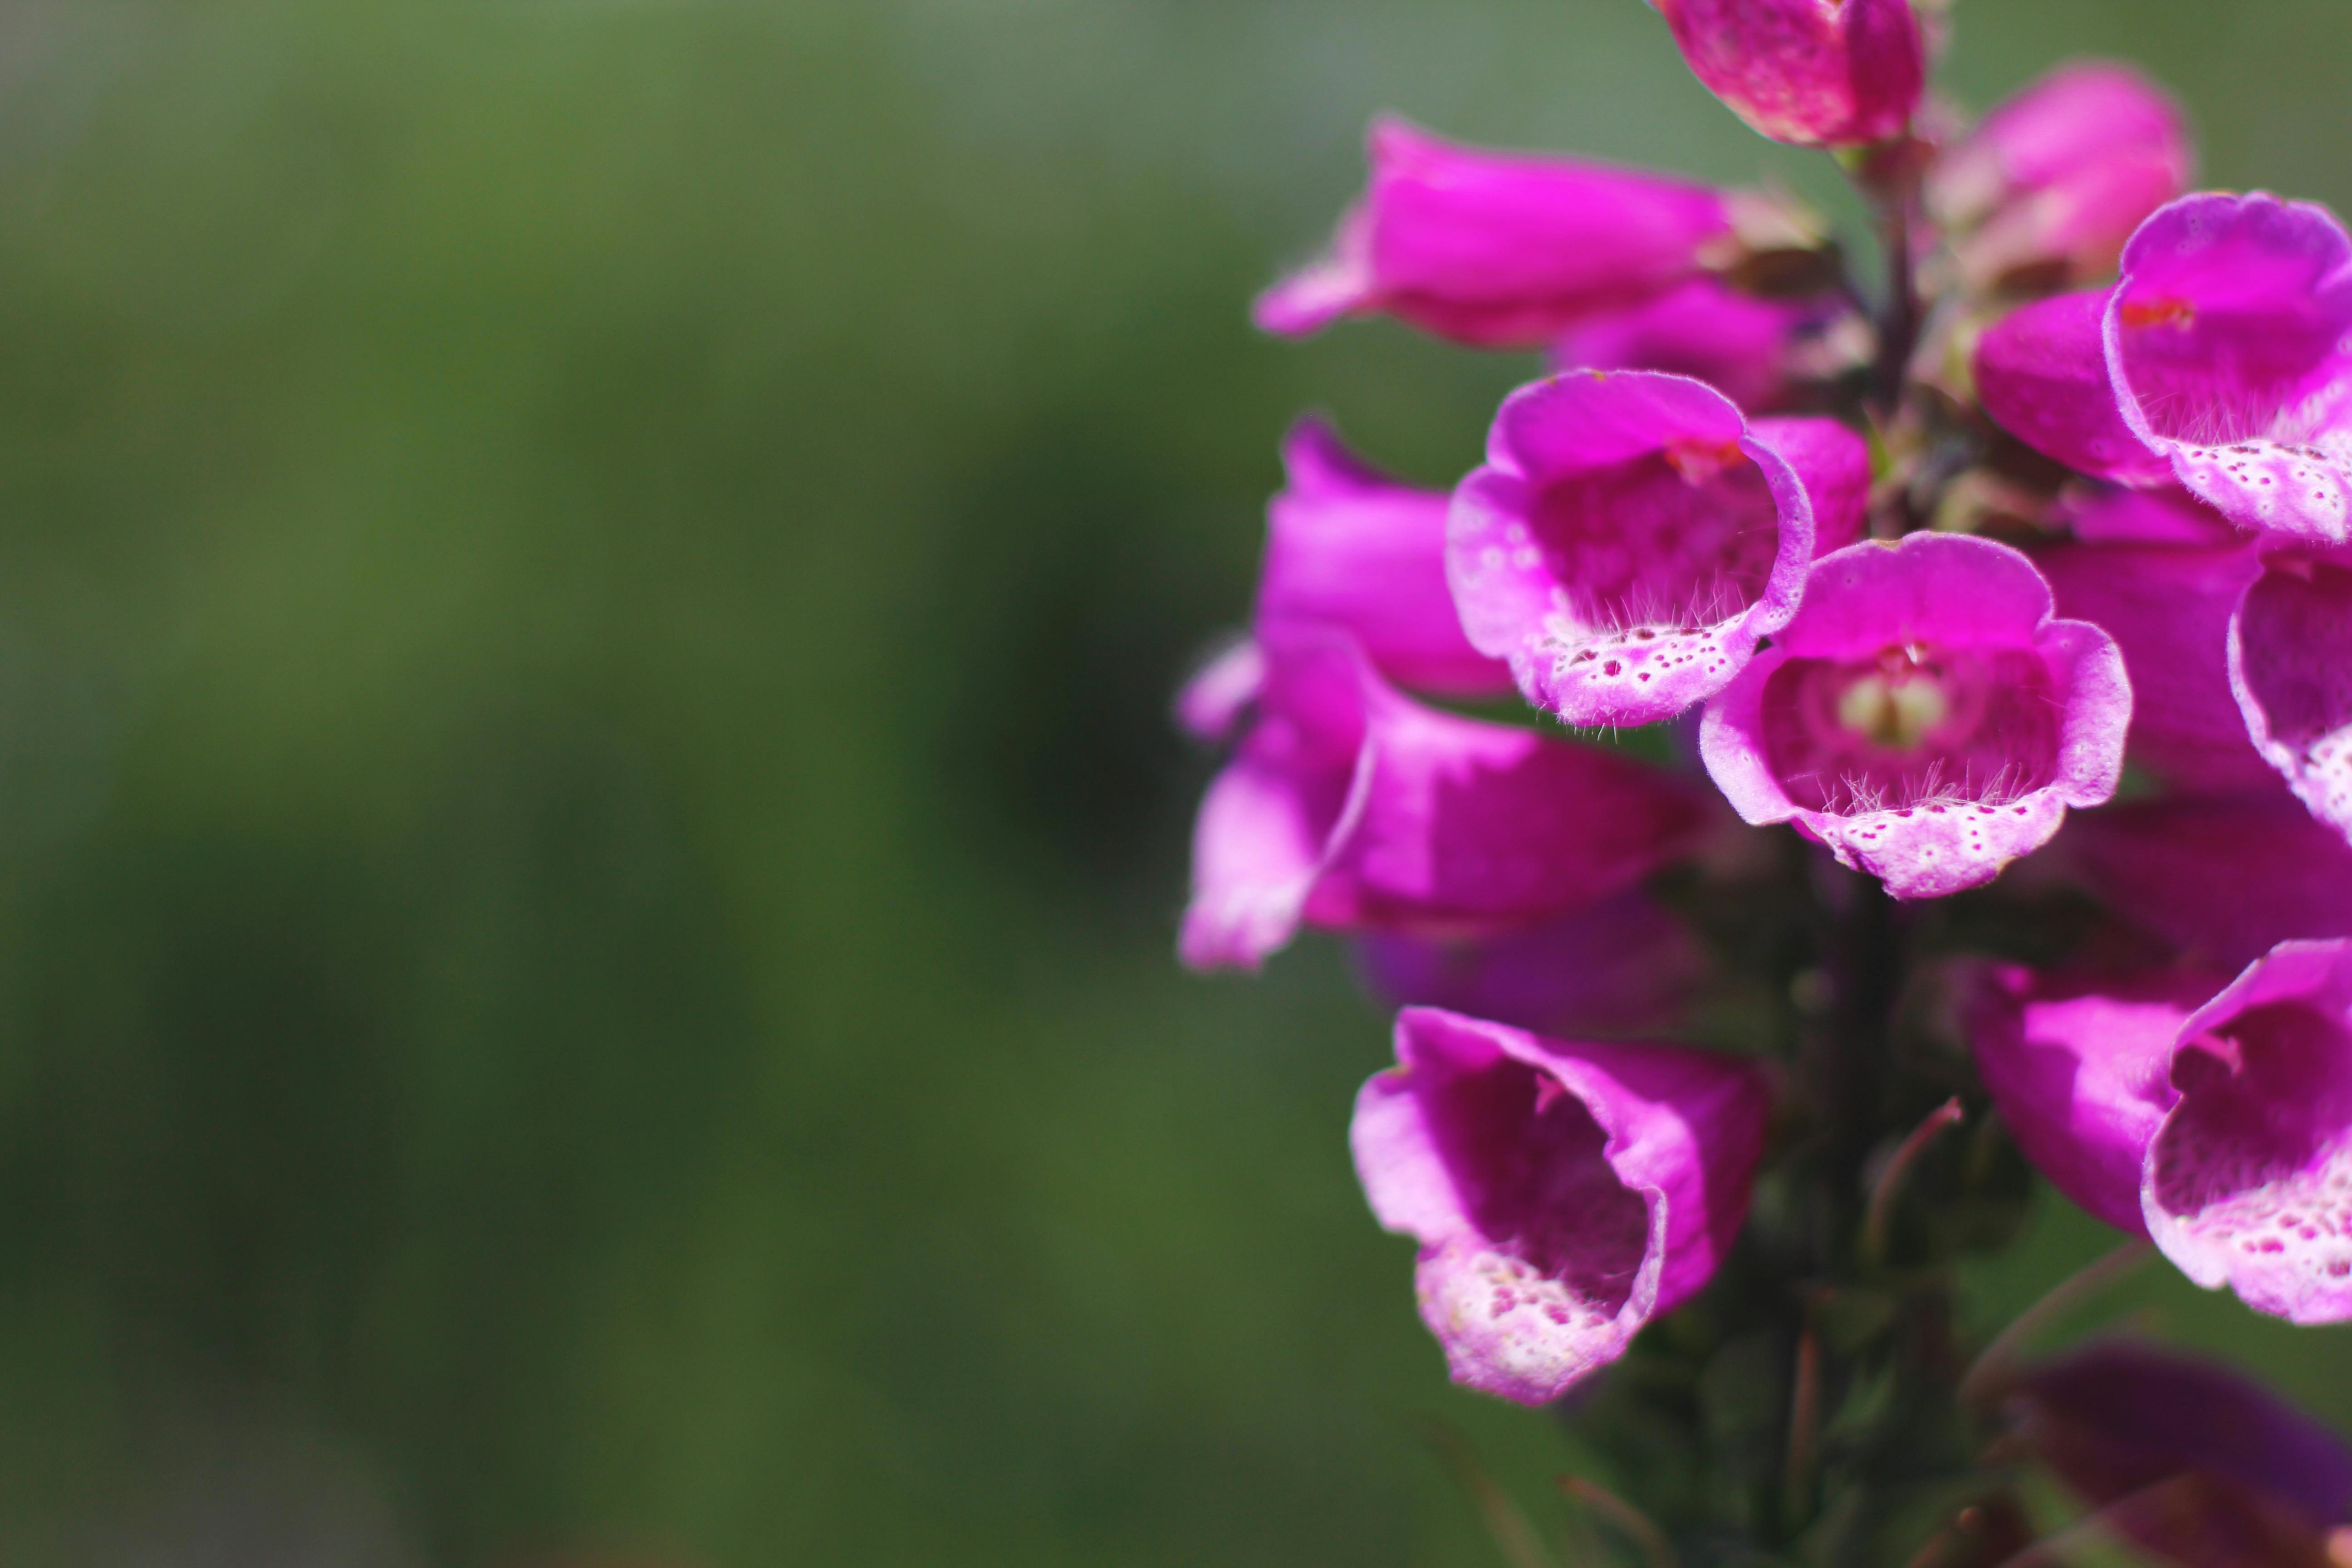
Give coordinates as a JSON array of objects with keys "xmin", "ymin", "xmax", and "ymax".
[
  {"xmin": 1699, "ymin": 534, "xmax": 2130, "ymax": 900},
  {"xmin": 1449, "ymin": 370, "xmax": 1865, "ymax": 730},
  {"xmin": 1351, "ymin": 1007, "xmax": 1771, "ymax": 1405},
  {"xmin": 2103, "ymin": 191, "xmax": 2352, "ymax": 545}
]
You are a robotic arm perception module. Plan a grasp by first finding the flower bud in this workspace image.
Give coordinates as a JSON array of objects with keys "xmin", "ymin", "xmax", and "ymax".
[{"xmin": 1649, "ymin": 0, "xmax": 1925, "ymax": 147}]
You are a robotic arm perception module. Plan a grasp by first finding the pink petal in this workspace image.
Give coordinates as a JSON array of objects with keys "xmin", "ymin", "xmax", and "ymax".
[
  {"xmin": 2230, "ymin": 553, "xmax": 2352, "ymax": 847},
  {"xmin": 1651, "ymin": 0, "xmax": 1924, "ymax": 147},
  {"xmin": 1975, "ymin": 289, "xmax": 2174, "ymax": 484}
]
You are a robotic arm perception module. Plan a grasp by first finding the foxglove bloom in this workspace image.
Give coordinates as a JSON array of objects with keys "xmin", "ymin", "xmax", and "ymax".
[
  {"xmin": 2231, "ymin": 552, "xmax": 2352, "ymax": 847},
  {"xmin": 1357, "ymin": 888, "xmax": 1709, "ymax": 1040},
  {"xmin": 2056, "ymin": 793, "xmax": 2352, "ymax": 974},
  {"xmin": 1552, "ymin": 278, "xmax": 1865, "ymax": 414},
  {"xmin": 1256, "ymin": 119, "xmax": 1746, "ymax": 348},
  {"xmin": 1973, "ymin": 940, "xmax": 2352, "ymax": 1323},
  {"xmin": 1975, "ymin": 288, "xmax": 2174, "ymax": 485},
  {"xmin": 1449, "ymin": 371, "xmax": 1869, "ymax": 728},
  {"xmin": 1700, "ymin": 534, "xmax": 2128, "ymax": 899},
  {"xmin": 1351, "ymin": 1007, "xmax": 1769, "ymax": 1404},
  {"xmin": 2014, "ymin": 1341, "xmax": 2352, "ymax": 1566},
  {"xmin": 2034, "ymin": 535, "xmax": 2271, "ymax": 792},
  {"xmin": 2105, "ymin": 193, "xmax": 2352, "ymax": 545},
  {"xmin": 1181, "ymin": 627, "xmax": 1711, "ymax": 970},
  {"xmin": 1177, "ymin": 419, "xmax": 1509, "ymax": 739},
  {"xmin": 1648, "ymin": 0, "xmax": 1924, "ymax": 147},
  {"xmin": 1927, "ymin": 62, "xmax": 2192, "ymax": 289}
]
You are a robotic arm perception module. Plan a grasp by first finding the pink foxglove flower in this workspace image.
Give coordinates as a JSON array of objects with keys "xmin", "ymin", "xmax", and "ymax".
[
  {"xmin": 1647, "ymin": 0, "xmax": 1924, "ymax": 147},
  {"xmin": 1177, "ymin": 418, "xmax": 1510, "ymax": 740},
  {"xmin": 1356, "ymin": 888, "xmax": 1710, "ymax": 1040},
  {"xmin": 2105, "ymin": 193, "xmax": 2352, "ymax": 545},
  {"xmin": 1351, "ymin": 1006, "xmax": 1769, "ymax": 1404},
  {"xmin": 1180, "ymin": 627, "xmax": 1711, "ymax": 970},
  {"xmin": 1973, "ymin": 940, "xmax": 2352, "ymax": 1323},
  {"xmin": 2055, "ymin": 792, "xmax": 2352, "ymax": 974},
  {"xmin": 1448, "ymin": 370, "xmax": 1868, "ymax": 728},
  {"xmin": 1700, "ymin": 533, "xmax": 2128, "ymax": 899},
  {"xmin": 2014, "ymin": 1342, "xmax": 2352, "ymax": 1567},
  {"xmin": 1974, "ymin": 288, "xmax": 2174, "ymax": 485},
  {"xmin": 2035, "ymin": 535, "xmax": 2272, "ymax": 792},
  {"xmin": 1928, "ymin": 62, "xmax": 2192, "ymax": 289},
  {"xmin": 2231, "ymin": 551, "xmax": 2352, "ymax": 847},
  {"xmin": 1551, "ymin": 278, "xmax": 1864, "ymax": 414},
  {"xmin": 1255, "ymin": 119, "xmax": 1741, "ymax": 348}
]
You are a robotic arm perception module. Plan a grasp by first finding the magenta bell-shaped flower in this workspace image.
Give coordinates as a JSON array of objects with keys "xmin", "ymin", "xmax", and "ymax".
[
  {"xmin": 1448, "ymin": 370, "xmax": 1868, "ymax": 729},
  {"xmin": 2105, "ymin": 193, "xmax": 2352, "ymax": 546},
  {"xmin": 1699, "ymin": 533, "xmax": 2129, "ymax": 900},
  {"xmin": 1971, "ymin": 939, "xmax": 2352, "ymax": 1323},
  {"xmin": 1180, "ymin": 627, "xmax": 1713, "ymax": 970},
  {"xmin": 1254, "ymin": 118, "xmax": 1742, "ymax": 348},
  {"xmin": 1351, "ymin": 1007, "xmax": 1770, "ymax": 1405},
  {"xmin": 1177, "ymin": 418, "xmax": 1511, "ymax": 740},
  {"xmin": 1647, "ymin": 0, "xmax": 1925, "ymax": 148},
  {"xmin": 2231, "ymin": 550, "xmax": 2352, "ymax": 849},
  {"xmin": 2014, "ymin": 1340, "xmax": 2352, "ymax": 1567},
  {"xmin": 1928, "ymin": 61, "xmax": 2193, "ymax": 289}
]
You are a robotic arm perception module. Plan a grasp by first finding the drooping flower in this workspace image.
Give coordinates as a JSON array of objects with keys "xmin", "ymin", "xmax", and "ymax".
[
  {"xmin": 1449, "ymin": 370, "xmax": 1870, "ymax": 729},
  {"xmin": 1356, "ymin": 888, "xmax": 1710, "ymax": 1040},
  {"xmin": 1973, "ymin": 288, "xmax": 2174, "ymax": 485},
  {"xmin": 1647, "ymin": 0, "xmax": 1925, "ymax": 148},
  {"xmin": 1255, "ymin": 118, "xmax": 1759, "ymax": 348},
  {"xmin": 1971, "ymin": 940, "xmax": 2352, "ymax": 1323},
  {"xmin": 2231, "ymin": 550, "xmax": 2352, "ymax": 848},
  {"xmin": 1699, "ymin": 533, "xmax": 2129, "ymax": 900},
  {"xmin": 1551, "ymin": 277, "xmax": 1866, "ymax": 414},
  {"xmin": 1351, "ymin": 1006, "xmax": 1770, "ymax": 1404},
  {"xmin": 2105, "ymin": 193, "xmax": 2352, "ymax": 545},
  {"xmin": 2055, "ymin": 791, "xmax": 2352, "ymax": 974},
  {"xmin": 1180, "ymin": 626, "xmax": 1713, "ymax": 970},
  {"xmin": 2013, "ymin": 1340, "xmax": 2352, "ymax": 1567},
  {"xmin": 1176, "ymin": 418, "xmax": 1510, "ymax": 740},
  {"xmin": 2034, "ymin": 534, "xmax": 2271, "ymax": 793},
  {"xmin": 1927, "ymin": 62, "xmax": 2193, "ymax": 289}
]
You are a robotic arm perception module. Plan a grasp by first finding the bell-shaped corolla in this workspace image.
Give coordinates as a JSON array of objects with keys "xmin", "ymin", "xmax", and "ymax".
[
  {"xmin": 2034, "ymin": 533, "xmax": 2272, "ymax": 793},
  {"xmin": 1971, "ymin": 939, "xmax": 2352, "ymax": 1324},
  {"xmin": 2013, "ymin": 1341, "xmax": 2352, "ymax": 1568},
  {"xmin": 1700, "ymin": 534, "xmax": 2129, "ymax": 900},
  {"xmin": 2105, "ymin": 193, "xmax": 2352, "ymax": 546},
  {"xmin": 1356, "ymin": 888, "xmax": 1710, "ymax": 1041},
  {"xmin": 1179, "ymin": 627, "xmax": 1713, "ymax": 970},
  {"xmin": 2054, "ymin": 791, "xmax": 2352, "ymax": 975},
  {"xmin": 1648, "ymin": 0, "xmax": 1925, "ymax": 147},
  {"xmin": 1177, "ymin": 418, "xmax": 1511, "ymax": 740},
  {"xmin": 1928, "ymin": 62, "xmax": 2193, "ymax": 289},
  {"xmin": 1351, "ymin": 1006, "xmax": 1770, "ymax": 1404},
  {"xmin": 1551, "ymin": 278, "xmax": 1867, "ymax": 415},
  {"xmin": 1255, "ymin": 118, "xmax": 1743, "ymax": 348},
  {"xmin": 1974, "ymin": 289, "xmax": 2175, "ymax": 485},
  {"xmin": 1449, "ymin": 370, "xmax": 1869, "ymax": 729},
  {"xmin": 2230, "ymin": 550, "xmax": 2352, "ymax": 849}
]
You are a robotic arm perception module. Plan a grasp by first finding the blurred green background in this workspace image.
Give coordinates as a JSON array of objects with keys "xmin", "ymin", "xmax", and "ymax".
[{"xmin": 0, "ymin": 0, "xmax": 2350, "ymax": 1561}]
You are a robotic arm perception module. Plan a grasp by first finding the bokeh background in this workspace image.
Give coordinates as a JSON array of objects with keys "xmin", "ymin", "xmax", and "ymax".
[{"xmin": 0, "ymin": 0, "xmax": 2349, "ymax": 1561}]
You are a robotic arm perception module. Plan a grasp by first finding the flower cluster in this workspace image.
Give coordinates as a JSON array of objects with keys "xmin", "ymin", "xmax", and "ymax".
[{"xmin": 1180, "ymin": 2, "xmax": 2352, "ymax": 1558}]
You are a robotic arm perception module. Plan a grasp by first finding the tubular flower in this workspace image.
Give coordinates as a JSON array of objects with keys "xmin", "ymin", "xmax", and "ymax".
[
  {"xmin": 1177, "ymin": 418, "xmax": 1509, "ymax": 740},
  {"xmin": 1448, "ymin": 370, "xmax": 1869, "ymax": 729},
  {"xmin": 2013, "ymin": 1341, "xmax": 2352, "ymax": 1568},
  {"xmin": 1254, "ymin": 118, "xmax": 1746, "ymax": 348},
  {"xmin": 1179, "ymin": 627, "xmax": 1712, "ymax": 971},
  {"xmin": 2054, "ymin": 792, "xmax": 2352, "ymax": 975},
  {"xmin": 1927, "ymin": 61, "xmax": 2193, "ymax": 289},
  {"xmin": 1351, "ymin": 1007, "xmax": 1770, "ymax": 1405},
  {"xmin": 1974, "ymin": 288, "xmax": 2175, "ymax": 485},
  {"xmin": 1355, "ymin": 888, "xmax": 1710, "ymax": 1041},
  {"xmin": 2230, "ymin": 551, "xmax": 2352, "ymax": 848},
  {"xmin": 2034, "ymin": 535, "xmax": 2271, "ymax": 793},
  {"xmin": 2105, "ymin": 193, "xmax": 2352, "ymax": 545},
  {"xmin": 1550, "ymin": 278, "xmax": 1867, "ymax": 414},
  {"xmin": 1647, "ymin": 0, "xmax": 1924, "ymax": 148},
  {"xmin": 1699, "ymin": 534, "xmax": 2129, "ymax": 900}
]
